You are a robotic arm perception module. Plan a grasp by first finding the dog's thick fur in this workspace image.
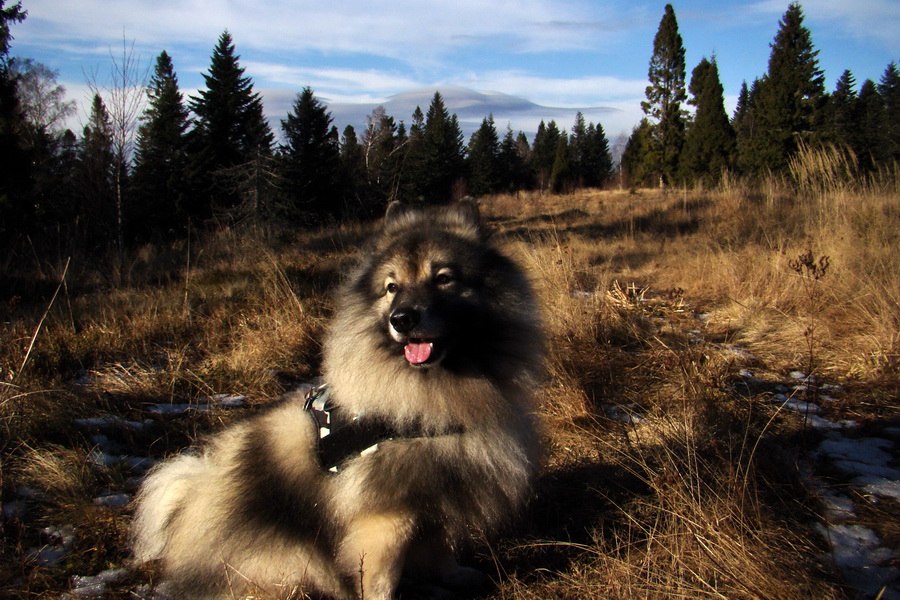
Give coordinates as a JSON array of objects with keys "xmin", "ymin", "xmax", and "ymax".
[{"xmin": 131, "ymin": 201, "xmax": 545, "ymax": 600}]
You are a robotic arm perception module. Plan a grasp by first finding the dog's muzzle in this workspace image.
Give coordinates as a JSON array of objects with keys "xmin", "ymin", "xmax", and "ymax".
[{"xmin": 388, "ymin": 307, "xmax": 443, "ymax": 367}]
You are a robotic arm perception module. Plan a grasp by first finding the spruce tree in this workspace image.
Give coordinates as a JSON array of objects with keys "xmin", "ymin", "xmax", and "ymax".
[
  {"xmin": 733, "ymin": 79, "xmax": 762, "ymax": 174},
  {"xmin": 339, "ymin": 124, "xmax": 367, "ymax": 216},
  {"xmin": 569, "ymin": 112, "xmax": 588, "ymax": 187},
  {"xmin": 0, "ymin": 0, "xmax": 29, "ymax": 235},
  {"xmin": 189, "ymin": 30, "xmax": 273, "ymax": 217},
  {"xmin": 878, "ymin": 62, "xmax": 900, "ymax": 162},
  {"xmin": 280, "ymin": 86, "xmax": 341, "ymax": 220},
  {"xmin": 416, "ymin": 92, "xmax": 466, "ymax": 204},
  {"xmin": 77, "ymin": 94, "xmax": 116, "ymax": 245},
  {"xmin": 531, "ymin": 120, "xmax": 561, "ymax": 191},
  {"xmin": 549, "ymin": 135, "xmax": 570, "ymax": 194},
  {"xmin": 641, "ymin": 3, "xmax": 687, "ymax": 186},
  {"xmin": 823, "ymin": 70, "xmax": 859, "ymax": 153},
  {"xmin": 856, "ymin": 80, "xmax": 885, "ymax": 170},
  {"xmin": 742, "ymin": 3, "xmax": 825, "ymax": 174},
  {"xmin": 584, "ymin": 122, "xmax": 613, "ymax": 188},
  {"xmin": 131, "ymin": 50, "xmax": 191, "ymax": 237},
  {"xmin": 467, "ymin": 114, "xmax": 500, "ymax": 196},
  {"xmin": 515, "ymin": 131, "xmax": 535, "ymax": 189},
  {"xmin": 621, "ymin": 119, "xmax": 654, "ymax": 187},
  {"xmin": 680, "ymin": 57, "xmax": 734, "ymax": 185}
]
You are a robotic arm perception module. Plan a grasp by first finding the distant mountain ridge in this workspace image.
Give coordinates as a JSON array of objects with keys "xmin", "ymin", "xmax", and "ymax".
[{"xmin": 323, "ymin": 85, "xmax": 620, "ymax": 138}]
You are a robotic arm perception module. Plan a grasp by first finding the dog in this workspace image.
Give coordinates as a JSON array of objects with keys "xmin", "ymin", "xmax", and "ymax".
[{"xmin": 131, "ymin": 199, "xmax": 545, "ymax": 599}]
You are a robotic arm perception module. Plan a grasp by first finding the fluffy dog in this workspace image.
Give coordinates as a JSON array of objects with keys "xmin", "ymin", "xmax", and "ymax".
[{"xmin": 131, "ymin": 200, "xmax": 545, "ymax": 599}]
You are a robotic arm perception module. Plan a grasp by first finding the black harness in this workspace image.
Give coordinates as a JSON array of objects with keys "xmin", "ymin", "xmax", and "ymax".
[{"xmin": 302, "ymin": 384, "xmax": 464, "ymax": 473}]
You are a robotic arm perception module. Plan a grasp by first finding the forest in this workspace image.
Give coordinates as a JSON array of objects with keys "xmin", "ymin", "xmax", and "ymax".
[{"xmin": 1, "ymin": 3, "xmax": 896, "ymax": 261}]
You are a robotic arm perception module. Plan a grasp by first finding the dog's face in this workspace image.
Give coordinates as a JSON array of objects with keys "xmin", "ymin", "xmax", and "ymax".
[
  {"xmin": 371, "ymin": 232, "xmax": 481, "ymax": 369},
  {"xmin": 348, "ymin": 202, "xmax": 494, "ymax": 371}
]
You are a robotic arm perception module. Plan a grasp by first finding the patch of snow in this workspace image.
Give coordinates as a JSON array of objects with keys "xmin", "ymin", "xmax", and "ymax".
[
  {"xmin": 603, "ymin": 404, "xmax": 644, "ymax": 424},
  {"xmin": 818, "ymin": 489, "xmax": 856, "ymax": 521},
  {"xmin": 28, "ymin": 544, "xmax": 68, "ymax": 566},
  {"xmin": 815, "ymin": 523, "xmax": 900, "ymax": 599},
  {"xmin": 857, "ymin": 477, "xmax": 900, "ymax": 502},
  {"xmin": 789, "ymin": 371, "xmax": 815, "ymax": 383},
  {"xmin": 93, "ymin": 493, "xmax": 132, "ymax": 508},
  {"xmin": 805, "ymin": 415, "xmax": 858, "ymax": 430},
  {"xmin": 817, "ymin": 438, "xmax": 894, "ymax": 467},
  {"xmin": 775, "ymin": 394, "xmax": 821, "ymax": 414},
  {"xmin": 207, "ymin": 394, "xmax": 247, "ymax": 408},
  {"xmin": 69, "ymin": 568, "xmax": 130, "ymax": 598},
  {"xmin": 146, "ymin": 403, "xmax": 210, "ymax": 415}
]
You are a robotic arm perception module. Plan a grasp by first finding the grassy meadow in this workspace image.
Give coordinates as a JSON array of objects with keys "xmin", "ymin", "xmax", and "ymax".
[{"xmin": 1, "ymin": 147, "xmax": 898, "ymax": 598}]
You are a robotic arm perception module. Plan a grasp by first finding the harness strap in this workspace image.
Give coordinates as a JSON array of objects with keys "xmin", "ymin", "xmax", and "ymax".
[{"xmin": 302, "ymin": 384, "xmax": 463, "ymax": 473}]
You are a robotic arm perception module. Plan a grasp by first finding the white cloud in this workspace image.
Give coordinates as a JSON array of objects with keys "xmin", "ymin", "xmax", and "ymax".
[
  {"xmin": 746, "ymin": 0, "xmax": 900, "ymax": 52},
  {"xmin": 22, "ymin": 0, "xmax": 629, "ymax": 63},
  {"xmin": 462, "ymin": 71, "xmax": 648, "ymax": 106}
]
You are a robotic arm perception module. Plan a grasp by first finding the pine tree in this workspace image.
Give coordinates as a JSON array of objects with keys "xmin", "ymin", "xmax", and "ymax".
[
  {"xmin": 339, "ymin": 124, "xmax": 368, "ymax": 216},
  {"xmin": 280, "ymin": 86, "xmax": 341, "ymax": 220},
  {"xmin": 620, "ymin": 119, "xmax": 655, "ymax": 188},
  {"xmin": 467, "ymin": 114, "xmax": 500, "ymax": 196},
  {"xmin": 415, "ymin": 92, "xmax": 466, "ymax": 204},
  {"xmin": 733, "ymin": 79, "xmax": 762, "ymax": 174},
  {"xmin": 188, "ymin": 30, "xmax": 273, "ymax": 217},
  {"xmin": 878, "ymin": 62, "xmax": 900, "ymax": 162},
  {"xmin": 0, "ymin": 0, "xmax": 29, "ymax": 235},
  {"xmin": 742, "ymin": 3, "xmax": 825, "ymax": 175},
  {"xmin": 641, "ymin": 3, "xmax": 687, "ymax": 186},
  {"xmin": 131, "ymin": 50, "xmax": 191, "ymax": 237},
  {"xmin": 822, "ymin": 70, "xmax": 859, "ymax": 153},
  {"xmin": 77, "ymin": 94, "xmax": 116, "ymax": 245},
  {"xmin": 584, "ymin": 122, "xmax": 613, "ymax": 188},
  {"xmin": 856, "ymin": 80, "xmax": 885, "ymax": 170},
  {"xmin": 532, "ymin": 120, "xmax": 561, "ymax": 191},
  {"xmin": 515, "ymin": 130, "xmax": 535, "ymax": 190},
  {"xmin": 680, "ymin": 57, "xmax": 735, "ymax": 185},
  {"xmin": 569, "ymin": 112, "xmax": 589, "ymax": 187},
  {"xmin": 549, "ymin": 135, "xmax": 570, "ymax": 194}
]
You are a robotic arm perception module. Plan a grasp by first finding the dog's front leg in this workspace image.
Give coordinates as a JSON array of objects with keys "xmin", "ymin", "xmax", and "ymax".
[{"xmin": 338, "ymin": 512, "xmax": 415, "ymax": 600}]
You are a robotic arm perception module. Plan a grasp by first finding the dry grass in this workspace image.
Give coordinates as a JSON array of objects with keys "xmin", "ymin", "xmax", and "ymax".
[{"xmin": 1, "ymin": 149, "xmax": 898, "ymax": 598}]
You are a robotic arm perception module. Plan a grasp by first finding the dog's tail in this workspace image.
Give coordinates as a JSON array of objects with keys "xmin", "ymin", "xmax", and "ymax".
[{"xmin": 131, "ymin": 453, "xmax": 207, "ymax": 562}]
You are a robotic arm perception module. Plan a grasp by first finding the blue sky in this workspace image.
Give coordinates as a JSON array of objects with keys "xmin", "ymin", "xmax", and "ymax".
[{"xmin": 10, "ymin": 0, "xmax": 900, "ymax": 141}]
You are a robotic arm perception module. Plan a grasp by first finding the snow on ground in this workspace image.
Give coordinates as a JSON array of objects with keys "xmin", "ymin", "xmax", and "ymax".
[{"xmin": 740, "ymin": 368, "xmax": 900, "ymax": 599}]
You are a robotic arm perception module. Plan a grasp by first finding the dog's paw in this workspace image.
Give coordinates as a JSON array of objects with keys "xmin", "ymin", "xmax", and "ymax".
[{"xmin": 440, "ymin": 565, "xmax": 487, "ymax": 591}]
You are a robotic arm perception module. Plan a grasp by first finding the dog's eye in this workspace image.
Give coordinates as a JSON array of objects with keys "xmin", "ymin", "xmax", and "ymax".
[
  {"xmin": 434, "ymin": 272, "xmax": 454, "ymax": 286},
  {"xmin": 386, "ymin": 282, "xmax": 399, "ymax": 294}
]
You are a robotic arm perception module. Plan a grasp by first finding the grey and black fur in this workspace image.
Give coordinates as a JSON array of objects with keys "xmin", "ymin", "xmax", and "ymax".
[{"xmin": 131, "ymin": 200, "xmax": 545, "ymax": 600}]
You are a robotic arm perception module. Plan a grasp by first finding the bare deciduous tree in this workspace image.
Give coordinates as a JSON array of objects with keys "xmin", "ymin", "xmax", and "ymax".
[{"xmin": 86, "ymin": 35, "xmax": 149, "ymax": 261}]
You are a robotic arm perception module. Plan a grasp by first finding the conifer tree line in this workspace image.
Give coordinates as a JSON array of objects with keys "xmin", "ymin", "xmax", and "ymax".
[
  {"xmin": 0, "ymin": 10, "xmax": 613, "ymax": 250},
  {"xmin": 621, "ymin": 2, "xmax": 900, "ymax": 188},
  {"xmin": 2, "ymin": 1, "xmax": 898, "ymax": 252}
]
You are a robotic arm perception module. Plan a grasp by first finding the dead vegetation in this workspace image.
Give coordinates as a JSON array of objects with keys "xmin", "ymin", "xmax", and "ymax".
[{"xmin": 1, "ymin": 148, "xmax": 898, "ymax": 598}]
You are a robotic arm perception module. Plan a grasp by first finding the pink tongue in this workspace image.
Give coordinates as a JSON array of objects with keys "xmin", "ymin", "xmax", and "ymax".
[{"xmin": 404, "ymin": 342, "xmax": 433, "ymax": 364}]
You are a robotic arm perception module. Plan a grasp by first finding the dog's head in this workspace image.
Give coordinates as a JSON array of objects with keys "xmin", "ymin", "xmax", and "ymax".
[{"xmin": 349, "ymin": 199, "xmax": 510, "ymax": 371}]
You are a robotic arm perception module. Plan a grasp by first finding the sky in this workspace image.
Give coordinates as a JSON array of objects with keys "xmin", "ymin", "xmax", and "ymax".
[{"xmin": 9, "ymin": 0, "xmax": 900, "ymax": 143}]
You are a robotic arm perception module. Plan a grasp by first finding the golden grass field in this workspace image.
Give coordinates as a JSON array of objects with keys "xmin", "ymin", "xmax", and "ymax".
[{"xmin": 1, "ymin": 147, "xmax": 898, "ymax": 598}]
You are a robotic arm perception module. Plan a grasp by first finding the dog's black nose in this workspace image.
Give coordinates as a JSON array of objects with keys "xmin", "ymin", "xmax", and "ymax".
[{"xmin": 389, "ymin": 308, "xmax": 420, "ymax": 334}]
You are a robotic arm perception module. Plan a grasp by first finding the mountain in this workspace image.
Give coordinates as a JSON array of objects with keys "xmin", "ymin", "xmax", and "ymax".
[{"xmin": 262, "ymin": 85, "xmax": 622, "ymax": 141}]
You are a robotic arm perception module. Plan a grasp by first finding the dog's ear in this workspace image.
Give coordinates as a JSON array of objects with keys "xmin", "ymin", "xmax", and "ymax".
[
  {"xmin": 454, "ymin": 196, "xmax": 481, "ymax": 228},
  {"xmin": 384, "ymin": 201, "xmax": 409, "ymax": 226}
]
